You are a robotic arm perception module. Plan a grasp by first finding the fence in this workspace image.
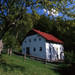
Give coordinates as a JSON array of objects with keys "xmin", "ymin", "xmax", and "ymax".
[
  {"xmin": 12, "ymin": 51, "xmax": 60, "ymax": 69},
  {"xmin": 13, "ymin": 51, "xmax": 47, "ymax": 63}
]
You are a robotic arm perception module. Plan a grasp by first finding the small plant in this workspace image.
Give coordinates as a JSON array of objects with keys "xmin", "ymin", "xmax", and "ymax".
[{"xmin": 64, "ymin": 50, "xmax": 75, "ymax": 64}]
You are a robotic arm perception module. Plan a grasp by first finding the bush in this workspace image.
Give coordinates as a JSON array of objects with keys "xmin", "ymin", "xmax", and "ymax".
[{"xmin": 64, "ymin": 50, "xmax": 75, "ymax": 64}]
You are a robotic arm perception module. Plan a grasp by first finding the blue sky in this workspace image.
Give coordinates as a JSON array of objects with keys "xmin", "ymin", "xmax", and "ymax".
[
  {"xmin": 27, "ymin": 0, "xmax": 75, "ymax": 20},
  {"xmin": 0, "ymin": 0, "xmax": 75, "ymax": 20}
]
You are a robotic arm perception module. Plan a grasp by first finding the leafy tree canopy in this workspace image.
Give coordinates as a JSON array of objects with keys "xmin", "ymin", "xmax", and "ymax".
[
  {"xmin": 0, "ymin": 0, "xmax": 75, "ymax": 38},
  {"xmin": 33, "ymin": 15, "xmax": 75, "ymax": 51},
  {"xmin": 0, "ymin": 0, "xmax": 75, "ymax": 50}
]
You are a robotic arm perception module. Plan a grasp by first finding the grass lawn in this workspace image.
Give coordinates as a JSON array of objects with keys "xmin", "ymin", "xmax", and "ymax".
[{"xmin": 0, "ymin": 54, "xmax": 60, "ymax": 75}]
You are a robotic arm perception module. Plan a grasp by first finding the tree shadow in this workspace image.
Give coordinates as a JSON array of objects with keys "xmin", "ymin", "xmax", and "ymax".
[{"xmin": 54, "ymin": 63, "xmax": 75, "ymax": 75}]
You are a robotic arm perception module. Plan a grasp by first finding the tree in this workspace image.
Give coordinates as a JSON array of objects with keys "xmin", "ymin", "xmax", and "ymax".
[
  {"xmin": 33, "ymin": 15, "xmax": 75, "ymax": 51},
  {"xmin": 0, "ymin": 0, "xmax": 75, "ymax": 38},
  {"xmin": 2, "ymin": 13, "xmax": 33, "ymax": 48},
  {"xmin": 65, "ymin": 51, "xmax": 75, "ymax": 64},
  {"xmin": 0, "ymin": 0, "xmax": 75, "ymax": 51},
  {"xmin": 3, "ymin": 31, "xmax": 17, "ymax": 49},
  {"xmin": 34, "ymin": 15, "xmax": 54, "ymax": 33}
]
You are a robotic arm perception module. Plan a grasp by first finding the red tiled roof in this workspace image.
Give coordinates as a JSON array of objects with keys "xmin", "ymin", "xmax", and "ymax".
[{"xmin": 33, "ymin": 29, "xmax": 64, "ymax": 44}]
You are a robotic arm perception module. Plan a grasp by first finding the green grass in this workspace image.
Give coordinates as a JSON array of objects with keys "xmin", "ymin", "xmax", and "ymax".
[{"xmin": 0, "ymin": 54, "xmax": 60, "ymax": 75}]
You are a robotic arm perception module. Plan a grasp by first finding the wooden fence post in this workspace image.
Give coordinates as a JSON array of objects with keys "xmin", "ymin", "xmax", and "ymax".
[
  {"xmin": 24, "ymin": 54, "xmax": 26, "ymax": 61},
  {"xmin": 7, "ymin": 48, "xmax": 9, "ymax": 55},
  {"xmin": 10, "ymin": 48, "xmax": 12, "ymax": 56},
  {"xmin": 45, "ymin": 59, "xmax": 47, "ymax": 67}
]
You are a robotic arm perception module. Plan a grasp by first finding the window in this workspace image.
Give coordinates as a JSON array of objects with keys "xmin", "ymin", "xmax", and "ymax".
[
  {"xmin": 49, "ymin": 47, "xmax": 51, "ymax": 53},
  {"xmin": 34, "ymin": 38, "xmax": 36, "ymax": 41},
  {"xmin": 57, "ymin": 54, "xmax": 58, "ymax": 59},
  {"xmin": 23, "ymin": 48, "xmax": 25, "ymax": 51},
  {"xmin": 39, "ymin": 38, "xmax": 41, "ymax": 41},
  {"xmin": 53, "ymin": 49, "xmax": 55, "ymax": 53},
  {"xmin": 50, "ymin": 55, "xmax": 52, "ymax": 60},
  {"xmin": 25, "ymin": 41, "xmax": 26, "ymax": 43},
  {"xmin": 40, "ymin": 47, "xmax": 42, "ymax": 51},
  {"xmin": 33, "ymin": 48, "xmax": 36, "ymax": 51},
  {"xmin": 29, "ymin": 39, "xmax": 31, "ymax": 42}
]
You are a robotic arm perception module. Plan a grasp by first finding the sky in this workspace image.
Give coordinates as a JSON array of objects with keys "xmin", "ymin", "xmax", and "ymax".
[
  {"xmin": 27, "ymin": 7, "xmax": 59, "ymax": 16},
  {"xmin": 26, "ymin": 0, "xmax": 75, "ymax": 20},
  {"xmin": 0, "ymin": 0, "xmax": 75, "ymax": 20}
]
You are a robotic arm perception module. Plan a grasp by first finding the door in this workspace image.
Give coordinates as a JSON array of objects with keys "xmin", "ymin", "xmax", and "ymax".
[
  {"xmin": 26, "ymin": 47, "xmax": 30, "ymax": 55},
  {"xmin": 50, "ymin": 55, "xmax": 52, "ymax": 61}
]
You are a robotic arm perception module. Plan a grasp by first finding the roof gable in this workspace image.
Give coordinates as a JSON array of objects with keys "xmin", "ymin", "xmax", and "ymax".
[{"xmin": 33, "ymin": 29, "xmax": 64, "ymax": 44}]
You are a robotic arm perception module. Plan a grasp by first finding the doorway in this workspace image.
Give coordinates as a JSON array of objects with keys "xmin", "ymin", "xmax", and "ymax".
[
  {"xmin": 26, "ymin": 47, "xmax": 30, "ymax": 55},
  {"xmin": 50, "ymin": 55, "xmax": 52, "ymax": 61}
]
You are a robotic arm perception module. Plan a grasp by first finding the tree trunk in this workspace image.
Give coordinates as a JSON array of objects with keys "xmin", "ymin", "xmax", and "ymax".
[
  {"xmin": 0, "ymin": 49, "xmax": 2, "ymax": 55},
  {"xmin": 10, "ymin": 48, "xmax": 12, "ymax": 56},
  {"xmin": 0, "ymin": 39, "xmax": 3, "ymax": 54},
  {"xmin": 24, "ymin": 54, "xmax": 26, "ymax": 61}
]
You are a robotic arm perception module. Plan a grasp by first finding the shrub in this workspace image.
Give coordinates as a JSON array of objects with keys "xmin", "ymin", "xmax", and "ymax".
[{"xmin": 64, "ymin": 50, "xmax": 75, "ymax": 64}]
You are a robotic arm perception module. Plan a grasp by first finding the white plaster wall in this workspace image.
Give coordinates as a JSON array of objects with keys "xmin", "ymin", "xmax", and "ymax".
[
  {"xmin": 45, "ymin": 42, "xmax": 64, "ymax": 61},
  {"xmin": 22, "ymin": 34, "xmax": 64, "ymax": 61},
  {"xmin": 45, "ymin": 43, "xmax": 51, "ymax": 60},
  {"xmin": 22, "ymin": 34, "xmax": 46, "ymax": 59}
]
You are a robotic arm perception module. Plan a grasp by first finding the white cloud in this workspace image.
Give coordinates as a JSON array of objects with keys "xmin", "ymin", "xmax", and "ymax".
[
  {"xmin": 43, "ymin": 8, "xmax": 59, "ymax": 16},
  {"xmin": 43, "ymin": 9, "xmax": 46, "ymax": 13},
  {"xmin": 47, "ymin": 11, "xmax": 50, "ymax": 14}
]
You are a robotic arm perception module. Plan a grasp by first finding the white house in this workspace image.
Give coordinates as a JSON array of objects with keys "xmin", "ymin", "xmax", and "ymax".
[{"xmin": 22, "ymin": 29, "xmax": 64, "ymax": 61}]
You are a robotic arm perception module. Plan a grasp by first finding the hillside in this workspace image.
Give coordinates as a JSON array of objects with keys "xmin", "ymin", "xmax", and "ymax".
[{"xmin": 0, "ymin": 54, "xmax": 60, "ymax": 75}]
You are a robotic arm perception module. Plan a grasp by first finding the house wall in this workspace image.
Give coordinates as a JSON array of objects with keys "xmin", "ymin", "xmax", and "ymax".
[
  {"xmin": 22, "ymin": 34, "xmax": 64, "ymax": 61},
  {"xmin": 22, "ymin": 34, "xmax": 46, "ymax": 59},
  {"xmin": 45, "ymin": 42, "xmax": 64, "ymax": 61}
]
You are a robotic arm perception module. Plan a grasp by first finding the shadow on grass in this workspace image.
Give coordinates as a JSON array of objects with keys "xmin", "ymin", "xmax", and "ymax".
[
  {"xmin": 53, "ymin": 63, "xmax": 75, "ymax": 75},
  {"xmin": 0, "ymin": 55, "xmax": 26, "ymax": 73}
]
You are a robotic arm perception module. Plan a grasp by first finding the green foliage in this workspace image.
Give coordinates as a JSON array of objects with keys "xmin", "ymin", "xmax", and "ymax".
[
  {"xmin": 57, "ymin": 50, "xmax": 75, "ymax": 75},
  {"xmin": 64, "ymin": 51, "xmax": 75, "ymax": 64},
  {"xmin": 2, "ymin": 13, "xmax": 33, "ymax": 48},
  {"xmin": 14, "ymin": 13, "xmax": 33, "ymax": 44},
  {"xmin": 33, "ymin": 15, "xmax": 75, "ymax": 51},
  {"xmin": 57, "ymin": 63, "xmax": 75, "ymax": 75},
  {"xmin": 2, "ymin": 32, "xmax": 17, "ymax": 48},
  {"xmin": 0, "ymin": 0, "xmax": 75, "ymax": 52},
  {"xmin": 34, "ymin": 15, "xmax": 54, "ymax": 33}
]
